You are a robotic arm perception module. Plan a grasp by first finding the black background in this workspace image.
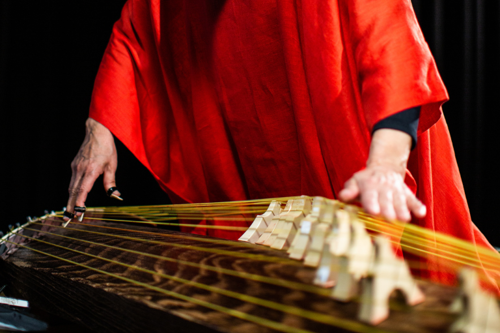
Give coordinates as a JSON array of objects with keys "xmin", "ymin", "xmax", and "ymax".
[{"xmin": 0, "ymin": 1, "xmax": 499, "ymax": 245}]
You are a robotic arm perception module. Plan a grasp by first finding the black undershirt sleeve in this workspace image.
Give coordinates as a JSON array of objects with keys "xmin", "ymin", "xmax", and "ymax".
[{"xmin": 372, "ymin": 106, "xmax": 421, "ymax": 149}]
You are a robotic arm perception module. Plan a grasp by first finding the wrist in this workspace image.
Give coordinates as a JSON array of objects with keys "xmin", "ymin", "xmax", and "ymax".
[
  {"xmin": 367, "ymin": 129, "xmax": 412, "ymax": 177},
  {"xmin": 86, "ymin": 118, "xmax": 113, "ymax": 139}
]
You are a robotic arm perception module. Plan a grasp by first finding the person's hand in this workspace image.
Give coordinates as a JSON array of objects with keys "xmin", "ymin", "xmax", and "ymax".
[
  {"xmin": 339, "ymin": 129, "xmax": 426, "ymax": 222},
  {"xmin": 339, "ymin": 164, "xmax": 426, "ymax": 222},
  {"xmin": 64, "ymin": 118, "xmax": 121, "ymax": 222}
]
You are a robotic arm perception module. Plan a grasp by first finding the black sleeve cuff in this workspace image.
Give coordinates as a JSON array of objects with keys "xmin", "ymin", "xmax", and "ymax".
[{"xmin": 372, "ymin": 106, "xmax": 421, "ymax": 150}]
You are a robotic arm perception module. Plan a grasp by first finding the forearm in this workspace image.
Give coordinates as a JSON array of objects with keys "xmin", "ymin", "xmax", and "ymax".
[{"xmin": 85, "ymin": 118, "xmax": 113, "ymax": 142}]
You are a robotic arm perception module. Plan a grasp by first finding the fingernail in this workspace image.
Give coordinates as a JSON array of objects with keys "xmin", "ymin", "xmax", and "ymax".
[
  {"xmin": 419, "ymin": 206, "xmax": 427, "ymax": 216},
  {"xmin": 111, "ymin": 194, "xmax": 123, "ymax": 201}
]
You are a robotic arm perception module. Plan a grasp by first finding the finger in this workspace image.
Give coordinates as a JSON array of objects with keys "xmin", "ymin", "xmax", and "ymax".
[
  {"xmin": 339, "ymin": 179, "xmax": 360, "ymax": 202},
  {"xmin": 68, "ymin": 166, "xmax": 79, "ymax": 198},
  {"xmin": 393, "ymin": 190, "xmax": 411, "ymax": 222},
  {"xmin": 378, "ymin": 189, "xmax": 396, "ymax": 221},
  {"xmin": 103, "ymin": 167, "xmax": 121, "ymax": 199},
  {"xmin": 360, "ymin": 189, "xmax": 380, "ymax": 216},
  {"xmin": 406, "ymin": 189, "xmax": 426, "ymax": 218},
  {"xmin": 65, "ymin": 162, "xmax": 81, "ymax": 220},
  {"xmin": 65, "ymin": 175, "xmax": 84, "ymax": 221},
  {"xmin": 74, "ymin": 169, "xmax": 101, "ymax": 212}
]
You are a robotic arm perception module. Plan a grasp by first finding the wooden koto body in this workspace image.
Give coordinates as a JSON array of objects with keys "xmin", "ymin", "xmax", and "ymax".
[{"xmin": 0, "ymin": 214, "xmax": 462, "ymax": 333}]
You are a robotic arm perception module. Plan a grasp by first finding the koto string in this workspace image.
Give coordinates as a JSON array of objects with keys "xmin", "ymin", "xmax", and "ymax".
[
  {"xmin": 37, "ymin": 220, "xmax": 482, "ymax": 285},
  {"xmin": 3, "ymin": 240, "xmax": 313, "ymax": 333},
  {"xmin": 40, "ymin": 195, "xmax": 500, "ymax": 289},
  {"xmin": 360, "ymin": 219, "xmax": 500, "ymax": 287},
  {"xmin": 10, "ymin": 228, "xmax": 453, "ymax": 324},
  {"xmin": 55, "ymin": 215, "xmax": 250, "ymax": 230},
  {"xmin": 363, "ymin": 220, "xmax": 499, "ymax": 271},
  {"xmin": 50, "ymin": 214, "xmax": 500, "ymax": 279},
  {"xmin": 56, "ymin": 210, "xmax": 498, "ymax": 271},
  {"xmin": 43, "ymin": 219, "xmax": 303, "ymax": 266},
  {"xmin": 86, "ymin": 197, "xmax": 500, "ymax": 268},
  {"xmin": 57, "ymin": 202, "xmax": 500, "ymax": 270},
  {"xmin": 48, "ymin": 211, "xmax": 500, "ymax": 285},
  {"xmin": 54, "ymin": 209, "xmax": 500, "ymax": 270},
  {"xmin": 88, "ymin": 196, "xmax": 301, "ymax": 215},
  {"xmin": 50, "ymin": 220, "xmax": 261, "ymax": 249},
  {"xmin": 26, "ymin": 226, "xmax": 429, "ymax": 310},
  {"xmin": 6, "ymin": 234, "xmax": 393, "ymax": 333},
  {"xmin": 26, "ymin": 225, "xmax": 331, "ymax": 296},
  {"xmin": 42, "ymin": 219, "xmax": 466, "ymax": 275},
  {"xmin": 28, "ymin": 223, "xmax": 452, "ymax": 303},
  {"xmin": 46, "ymin": 217, "xmax": 497, "ymax": 276},
  {"xmin": 4, "ymin": 197, "xmax": 499, "ymax": 331},
  {"xmin": 362, "ymin": 217, "xmax": 500, "ymax": 271},
  {"xmin": 361, "ymin": 213, "xmax": 500, "ymax": 261}
]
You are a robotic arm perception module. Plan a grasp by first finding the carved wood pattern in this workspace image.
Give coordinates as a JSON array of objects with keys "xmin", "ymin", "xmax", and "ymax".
[{"xmin": 0, "ymin": 218, "xmax": 459, "ymax": 333}]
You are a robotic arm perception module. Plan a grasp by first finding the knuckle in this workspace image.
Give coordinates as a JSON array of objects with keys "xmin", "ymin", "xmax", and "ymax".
[
  {"xmin": 84, "ymin": 167, "xmax": 96, "ymax": 177},
  {"xmin": 76, "ymin": 163, "xmax": 85, "ymax": 173},
  {"xmin": 68, "ymin": 188, "xmax": 80, "ymax": 197},
  {"xmin": 104, "ymin": 163, "xmax": 116, "ymax": 172},
  {"xmin": 379, "ymin": 199, "xmax": 390, "ymax": 209},
  {"xmin": 395, "ymin": 203, "xmax": 408, "ymax": 213},
  {"xmin": 71, "ymin": 164, "xmax": 81, "ymax": 174},
  {"xmin": 382, "ymin": 205, "xmax": 395, "ymax": 214},
  {"xmin": 377, "ymin": 188, "xmax": 389, "ymax": 197},
  {"xmin": 396, "ymin": 194, "xmax": 406, "ymax": 205},
  {"xmin": 344, "ymin": 179, "xmax": 354, "ymax": 187}
]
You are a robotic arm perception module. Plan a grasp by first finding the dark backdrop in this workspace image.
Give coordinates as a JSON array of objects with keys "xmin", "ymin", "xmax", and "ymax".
[{"xmin": 0, "ymin": 1, "xmax": 499, "ymax": 245}]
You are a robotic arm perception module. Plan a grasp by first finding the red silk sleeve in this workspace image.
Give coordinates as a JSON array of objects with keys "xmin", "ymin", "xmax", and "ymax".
[
  {"xmin": 340, "ymin": 0, "xmax": 449, "ymax": 134},
  {"xmin": 89, "ymin": 0, "xmax": 156, "ymax": 179}
]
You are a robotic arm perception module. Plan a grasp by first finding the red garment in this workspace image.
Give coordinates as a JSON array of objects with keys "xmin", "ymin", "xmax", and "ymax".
[{"xmin": 89, "ymin": 0, "xmax": 498, "ymax": 286}]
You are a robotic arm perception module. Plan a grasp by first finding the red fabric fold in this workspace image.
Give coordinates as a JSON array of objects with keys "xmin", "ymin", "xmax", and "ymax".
[{"xmin": 89, "ymin": 0, "xmax": 499, "ymax": 287}]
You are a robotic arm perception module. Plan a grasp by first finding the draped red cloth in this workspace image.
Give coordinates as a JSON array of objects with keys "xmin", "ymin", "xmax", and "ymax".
[{"xmin": 88, "ymin": 0, "xmax": 499, "ymax": 287}]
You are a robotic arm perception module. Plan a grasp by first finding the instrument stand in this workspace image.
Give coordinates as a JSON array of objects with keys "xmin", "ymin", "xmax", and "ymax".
[
  {"xmin": 332, "ymin": 219, "xmax": 374, "ymax": 301},
  {"xmin": 256, "ymin": 200, "xmax": 293, "ymax": 245},
  {"xmin": 270, "ymin": 197, "xmax": 312, "ymax": 250},
  {"xmin": 0, "ymin": 285, "xmax": 47, "ymax": 332},
  {"xmin": 238, "ymin": 200, "xmax": 282, "ymax": 243},
  {"xmin": 358, "ymin": 236, "xmax": 425, "ymax": 325},
  {"xmin": 303, "ymin": 201, "xmax": 337, "ymax": 267},
  {"xmin": 313, "ymin": 209, "xmax": 351, "ymax": 288},
  {"xmin": 287, "ymin": 197, "xmax": 325, "ymax": 260},
  {"xmin": 450, "ymin": 268, "xmax": 500, "ymax": 333}
]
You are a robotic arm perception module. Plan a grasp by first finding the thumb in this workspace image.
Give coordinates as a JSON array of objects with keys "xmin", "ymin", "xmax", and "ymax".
[{"xmin": 339, "ymin": 179, "xmax": 360, "ymax": 202}]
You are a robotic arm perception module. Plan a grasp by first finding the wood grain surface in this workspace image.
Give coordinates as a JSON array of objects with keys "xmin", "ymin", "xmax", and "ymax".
[{"xmin": 0, "ymin": 215, "xmax": 460, "ymax": 333}]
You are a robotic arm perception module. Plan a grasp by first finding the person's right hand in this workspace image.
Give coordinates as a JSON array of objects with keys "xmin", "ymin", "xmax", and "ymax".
[{"xmin": 64, "ymin": 118, "xmax": 121, "ymax": 221}]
